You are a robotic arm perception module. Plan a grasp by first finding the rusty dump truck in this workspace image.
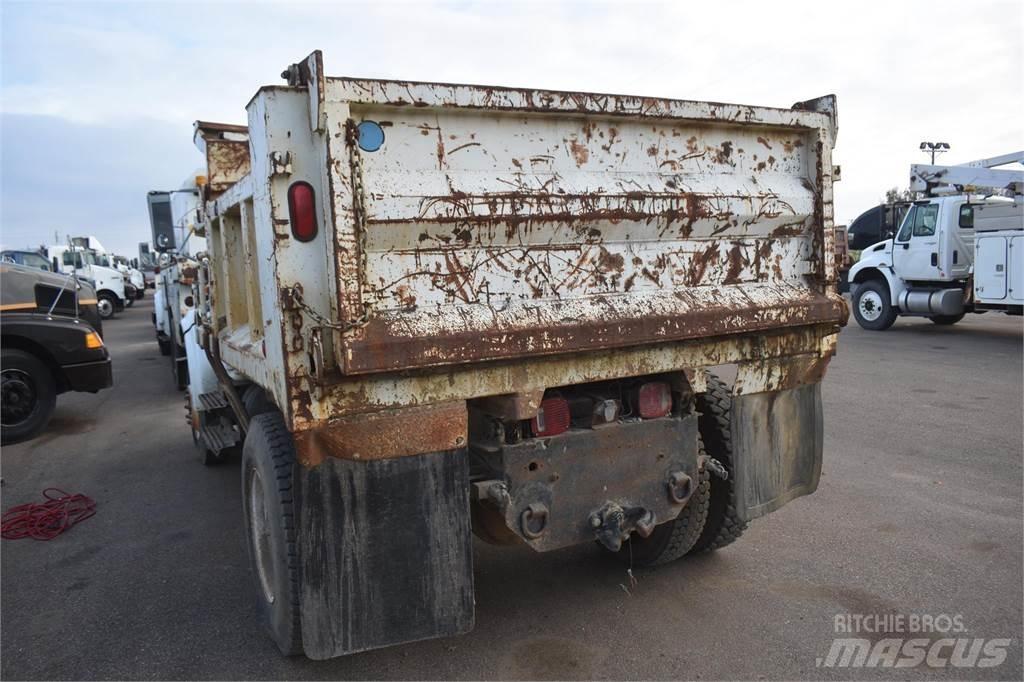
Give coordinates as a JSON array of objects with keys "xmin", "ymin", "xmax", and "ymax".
[{"xmin": 183, "ymin": 51, "xmax": 845, "ymax": 659}]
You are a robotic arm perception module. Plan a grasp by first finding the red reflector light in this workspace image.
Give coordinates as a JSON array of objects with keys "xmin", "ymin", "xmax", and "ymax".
[
  {"xmin": 531, "ymin": 398, "xmax": 571, "ymax": 437},
  {"xmin": 638, "ymin": 382, "xmax": 672, "ymax": 419},
  {"xmin": 287, "ymin": 181, "xmax": 318, "ymax": 242}
]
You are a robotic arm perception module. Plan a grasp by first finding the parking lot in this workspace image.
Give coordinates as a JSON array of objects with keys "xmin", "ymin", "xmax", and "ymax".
[{"xmin": 1, "ymin": 298, "xmax": 1021, "ymax": 681}]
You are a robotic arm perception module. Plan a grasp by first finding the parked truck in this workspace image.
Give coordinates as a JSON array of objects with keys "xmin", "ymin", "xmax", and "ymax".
[
  {"xmin": 1, "ymin": 263, "xmax": 112, "ymax": 443},
  {"xmin": 849, "ymin": 152, "xmax": 1023, "ymax": 329},
  {"xmin": 43, "ymin": 243, "xmax": 127, "ymax": 320},
  {"xmin": 147, "ymin": 177, "xmax": 205, "ymax": 388},
  {"xmin": 183, "ymin": 51, "xmax": 845, "ymax": 659}
]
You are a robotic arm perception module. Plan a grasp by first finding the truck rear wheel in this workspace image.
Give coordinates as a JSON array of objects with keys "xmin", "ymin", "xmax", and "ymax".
[
  {"xmin": 688, "ymin": 373, "xmax": 748, "ymax": 554},
  {"xmin": 852, "ymin": 280, "xmax": 897, "ymax": 331},
  {"xmin": 1, "ymin": 349, "xmax": 57, "ymax": 445},
  {"xmin": 930, "ymin": 313, "xmax": 965, "ymax": 325},
  {"xmin": 616, "ymin": 435, "xmax": 710, "ymax": 567},
  {"xmin": 242, "ymin": 412, "xmax": 303, "ymax": 656}
]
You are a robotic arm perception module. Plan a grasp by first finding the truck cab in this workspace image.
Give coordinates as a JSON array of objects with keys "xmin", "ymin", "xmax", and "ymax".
[
  {"xmin": 849, "ymin": 196, "xmax": 1023, "ymax": 328},
  {"xmin": 45, "ymin": 245, "xmax": 127, "ymax": 320},
  {"xmin": 147, "ymin": 176, "xmax": 205, "ymax": 388},
  {"xmin": 112, "ymin": 254, "xmax": 146, "ymax": 303},
  {"xmin": 848, "ymin": 153, "xmax": 1023, "ymax": 330}
]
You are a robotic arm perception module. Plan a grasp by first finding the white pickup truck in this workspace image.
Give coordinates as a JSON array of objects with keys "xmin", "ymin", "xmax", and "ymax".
[
  {"xmin": 183, "ymin": 51, "xmax": 845, "ymax": 659},
  {"xmin": 849, "ymin": 153, "xmax": 1023, "ymax": 329}
]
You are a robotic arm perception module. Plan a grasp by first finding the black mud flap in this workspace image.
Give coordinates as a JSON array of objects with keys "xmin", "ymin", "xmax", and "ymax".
[
  {"xmin": 730, "ymin": 383, "xmax": 823, "ymax": 523},
  {"xmin": 295, "ymin": 449, "xmax": 475, "ymax": 660}
]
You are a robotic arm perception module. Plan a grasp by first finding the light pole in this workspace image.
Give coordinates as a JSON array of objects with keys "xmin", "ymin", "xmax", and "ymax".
[{"xmin": 919, "ymin": 141, "xmax": 950, "ymax": 165}]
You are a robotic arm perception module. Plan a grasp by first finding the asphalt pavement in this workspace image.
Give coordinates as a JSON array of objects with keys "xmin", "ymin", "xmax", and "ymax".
[{"xmin": 2, "ymin": 297, "xmax": 1021, "ymax": 680}]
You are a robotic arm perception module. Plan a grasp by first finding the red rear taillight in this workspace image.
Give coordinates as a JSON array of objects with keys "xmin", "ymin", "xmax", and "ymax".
[
  {"xmin": 531, "ymin": 397, "xmax": 570, "ymax": 437},
  {"xmin": 287, "ymin": 181, "xmax": 318, "ymax": 242},
  {"xmin": 638, "ymin": 382, "xmax": 672, "ymax": 419}
]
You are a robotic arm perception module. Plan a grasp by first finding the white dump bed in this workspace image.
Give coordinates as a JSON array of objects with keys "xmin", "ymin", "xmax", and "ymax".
[{"xmin": 197, "ymin": 52, "xmax": 845, "ymax": 424}]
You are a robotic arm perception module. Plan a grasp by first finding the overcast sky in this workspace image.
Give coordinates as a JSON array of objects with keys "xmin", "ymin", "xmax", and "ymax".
[{"xmin": 1, "ymin": 0, "xmax": 1021, "ymax": 257}]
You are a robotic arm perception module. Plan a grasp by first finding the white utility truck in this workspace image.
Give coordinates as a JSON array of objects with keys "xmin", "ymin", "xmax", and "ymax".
[
  {"xmin": 183, "ymin": 51, "xmax": 846, "ymax": 659},
  {"xmin": 147, "ymin": 176, "xmax": 206, "ymax": 388},
  {"xmin": 849, "ymin": 152, "xmax": 1024, "ymax": 330},
  {"xmin": 43, "ymin": 243, "xmax": 127, "ymax": 319}
]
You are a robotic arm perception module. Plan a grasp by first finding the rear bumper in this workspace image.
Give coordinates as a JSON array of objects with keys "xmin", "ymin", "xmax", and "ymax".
[{"xmin": 62, "ymin": 357, "xmax": 113, "ymax": 393}]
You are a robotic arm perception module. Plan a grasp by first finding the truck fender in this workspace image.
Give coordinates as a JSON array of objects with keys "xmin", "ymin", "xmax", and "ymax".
[{"xmin": 848, "ymin": 247, "xmax": 904, "ymax": 306}]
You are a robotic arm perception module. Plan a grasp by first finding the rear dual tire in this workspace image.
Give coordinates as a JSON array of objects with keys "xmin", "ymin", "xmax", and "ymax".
[
  {"xmin": 615, "ymin": 371, "xmax": 747, "ymax": 566},
  {"xmin": 242, "ymin": 411, "xmax": 303, "ymax": 656},
  {"xmin": 689, "ymin": 373, "xmax": 748, "ymax": 553}
]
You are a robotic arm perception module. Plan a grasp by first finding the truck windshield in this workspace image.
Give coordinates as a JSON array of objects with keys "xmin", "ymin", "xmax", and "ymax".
[{"xmin": 63, "ymin": 251, "xmax": 84, "ymax": 268}]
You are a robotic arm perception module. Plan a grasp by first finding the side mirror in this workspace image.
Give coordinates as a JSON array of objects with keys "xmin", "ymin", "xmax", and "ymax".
[{"xmin": 52, "ymin": 257, "xmax": 59, "ymax": 272}]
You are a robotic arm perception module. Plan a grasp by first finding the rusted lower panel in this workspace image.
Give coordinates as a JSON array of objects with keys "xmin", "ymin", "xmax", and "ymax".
[
  {"xmin": 289, "ymin": 322, "xmax": 839, "ymax": 429},
  {"xmin": 293, "ymin": 401, "xmax": 466, "ymax": 467},
  {"xmin": 342, "ymin": 288, "xmax": 845, "ymax": 374},
  {"xmin": 475, "ymin": 415, "xmax": 700, "ymax": 552}
]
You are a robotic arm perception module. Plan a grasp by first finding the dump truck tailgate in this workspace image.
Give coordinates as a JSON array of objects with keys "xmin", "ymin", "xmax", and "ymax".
[{"xmin": 312, "ymin": 77, "xmax": 843, "ymax": 374}]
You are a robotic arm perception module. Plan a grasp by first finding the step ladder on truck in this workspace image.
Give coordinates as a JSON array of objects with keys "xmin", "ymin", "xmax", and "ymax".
[{"xmin": 848, "ymin": 151, "xmax": 1024, "ymax": 330}]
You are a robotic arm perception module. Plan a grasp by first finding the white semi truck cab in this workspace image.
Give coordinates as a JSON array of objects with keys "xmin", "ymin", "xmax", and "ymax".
[
  {"xmin": 44, "ymin": 244, "xmax": 127, "ymax": 320},
  {"xmin": 848, "ymin": 152, "xmax": 1023, "ymax": 329}
]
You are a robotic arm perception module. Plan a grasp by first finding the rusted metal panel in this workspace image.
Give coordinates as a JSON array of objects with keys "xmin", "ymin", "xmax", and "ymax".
[
  {"xmin": 315, "ymin": 81, "xmax": 841, "ymax": 374},
  {"xmin": 325, "ymin": 76, "xmax": 834, "ymax": 130},
  {"xmin": 197, "ymin": 52, "xmax": 844, "ymax": 442},
  {"xmin": 193, "ymin": 121, "xmax": 251, "ymax": 199},
  {"xmin": 292, "ymin": 400, "xmax": 466, "ymax": 467},
  {"xmin": 472, "ymin": 415, "xmax": 699, "ymax": 552},
  {"xmin": 341, "ymin": 284, "xmax": 843, "ymax": 374},
  {"xmin": 293, "ymin": 322, "xmax": 839, "ymax": 428}
]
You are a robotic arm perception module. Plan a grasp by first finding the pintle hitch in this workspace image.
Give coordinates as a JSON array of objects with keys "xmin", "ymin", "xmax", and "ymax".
[{"xmin": 590, "ymin": 502, "xmax": 656, "ymax": 553}]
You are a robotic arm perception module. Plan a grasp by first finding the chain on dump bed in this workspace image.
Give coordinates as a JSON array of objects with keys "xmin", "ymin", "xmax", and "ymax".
[
  {"xmin": 290, "ymin": 286, "xmax": 371, "ymax": 335},
  {"xmin": 346, "ymin": 119, "xmax": 371, "ymax": 316},
  {"xmin": 288, "ymin": 119, "xmax": 373, "ymax": 337}
]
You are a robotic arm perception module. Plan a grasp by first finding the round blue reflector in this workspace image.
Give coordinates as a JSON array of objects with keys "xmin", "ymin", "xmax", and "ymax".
[{"xmin": 357, "ymin": 121, "xmax": 385, "ymax": 152}]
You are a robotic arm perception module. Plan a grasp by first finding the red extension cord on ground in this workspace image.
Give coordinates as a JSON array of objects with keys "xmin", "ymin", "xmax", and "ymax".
[{"xmin": 1, "ymin": 488, "xmax": 96, "ymax": 540}]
